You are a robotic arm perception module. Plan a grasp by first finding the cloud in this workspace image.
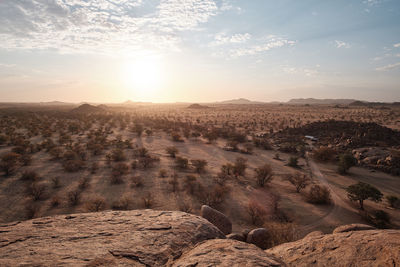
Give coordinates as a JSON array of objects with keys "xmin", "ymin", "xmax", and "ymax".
[
  {"xmin": 335, "ymin": 40, "xmax": 351, "ymax": 48},
  {"xmin": 282, "ymin": 66, "xmax": 319, "ymax": 77},
  {"xmin": 0, "ymin": 0, "xmax": 218, "ymax": 55},
  {"xmin": 228, "ymin": 36, "xmax": 296, "ymax": 58},
  {"xmin": 376, "ymin": 62, "xmax": 400, "ymax": 71},
  {"xmin": 394, "ymin": 43, "xmax": 400, "ymax": 48},
  {"xmin": 210, "ymin": 33, "xmax": 251, "ymax": 46},
  {"xmin": 220, "ymin": 0, "xmax": 242, "ymax": 13}
]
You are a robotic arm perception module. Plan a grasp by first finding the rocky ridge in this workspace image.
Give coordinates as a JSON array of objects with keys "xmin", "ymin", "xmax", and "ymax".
[{"xmin": 0, "ymin": 209, "xmax": 399, "ymax": 266}]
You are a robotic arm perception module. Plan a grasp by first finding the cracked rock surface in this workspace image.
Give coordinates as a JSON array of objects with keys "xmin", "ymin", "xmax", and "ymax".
[
  {"xmin": 171, "ymin": 239, "xmax": 285, "ymax": 267},
  {"xmin": 0, "ymin": 210, "xmax": 225, "ymax": 266}
]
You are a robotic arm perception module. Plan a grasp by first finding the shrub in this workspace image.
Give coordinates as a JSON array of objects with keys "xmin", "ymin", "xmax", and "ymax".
[
  {"xmin": 247, "ymin": 200, "xmax": 267, "ymax": 226},
  {"xmin": 20, "ymin": 170, "xmax": 39, "ymax": 182},
  {"xmin": 130, "ymin": 176, "xmax": 143, "ymax": 187},
  {"xmin": 51, "ymin": 177, "xmax": 61, "ymax": 189},
  {"xmin": 166, "ymin": 146, "xmax": 179, "ymax": 158},
  {"xmin": 78, "ymin": 177, "xmax": 90, "ymax": 190},
  {"xmin": 191, "ymin": 159, "xmax": 207, "ymax": 173},
  {"xmin": 306, "ymin": 184, "xmax": 331, "ymax": 204},
  {"xmin": 183, "ymin": 175, "xmax": 198, "ymax": 195},
  {"xmin": 110, "ymin": 148, "xmax": 126, "ymax": 162},
  {"xmin": 288, "ymin": 157, "xmax": 299, "ymax": 168},
  {"xmin": 0, "ymin": 152, "xmax": 21, "ymax": 176},
  {"xmin": 112, "ymin": 162, "xmax": 129, "ymax": 176},
  {"xmin": 90, "ymin": 162, "xmax": 99, "ymax": 174},
  {"xmin": 159, "ymin": 169, "xmax": 168, "ymax": 178},
  {"xmin": 267, "ymin": 222, "xmax": 298, "ymax": 247},
  {"xmin": 220, "ymin": 163, "xmax": 234, "ymax": 177},
  {"xmin": 233, "ymin": 157, "xmax": 247, "ymax": 177},
  {"xmin": 197, "ymin": 184, "xmax": 229, "ymax": 208},
  {"xmin": 86, "ymin": 196, "xmax": 106, "ymax": 212},
  {"xmin": 63, "ymin": 159, "xmax": 85, "ymax": 172},
  {"xmin": 386, "ymin": 195, "xmax": 400, "ymax": 208},
  {"xmin": 255, "ymin": 164, "xmax": 273, "ymax": 187},
  {"xmin": 286, "ymin": 172, "xmax": 310, "ymax": 193},
  {"xmin": 26, "ymin": 182, "xmax": 47, "ymax": 201},
  {"xmin": 175, "ymin": 156, "xmax": 189, "ymax": 169},
  {"xmin": 346, "ymin": 182, "xmax": 382, "ymax": 210},
  {"xmin": 112, "ymin": 195, "xmax": 133, "ymax": 210},
  {"xmin": 142, "ymin": 192, "xmax": 154, "ymax": 208},
  {"xmin": 178, "ymin": 200, "xmax": 193, "ymax": 213},
  {"xmin": 50, "ymin": 196, "xmax": 61, "ymax": 207},
  {"xmin": 313, "ymin": 147, "xmax": 336, "ymax": 162},
  {"xmin": 338, "ymin": 153, "xmax": 356, "ymax": 174},
  {"xmin": 67, "ymin": 188, "xmax": 81, "ymax": 206},
  {"xmin": 172, "ymin": 132, "xmax": 184, "ymax": 142},
  {"xmin": 138, "ymin": 156, "xmax": 158, "ymax": 169},
  {"xmin": 169, "ymin": 173, "xmax": 179, "ymax": 192},
  {"xmin": 253, "ymin": 138, "xmax": 272, "ymax": 150},
  {"xmin": 25, "ymin": 203, "xmax": 40, "ymax": 219}
]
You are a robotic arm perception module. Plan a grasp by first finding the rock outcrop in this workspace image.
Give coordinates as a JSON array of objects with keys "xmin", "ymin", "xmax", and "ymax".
[
  {"xmin": 172, "ymin": 239, "xmax": 284, "ymax": 267},
  {"xmin": 266, "ymin": 229, "xmax": 400, "ymax": 267},
  {"xmin": 332, "ymin": 223, "xmax": 375, "ymax": 234},
  {"xmin": 1, "ymin": 210, "xmax": 400, "ymax": 267},
  {"xmin": 200, "ymin": 205, "xmax": 232, "ymax": 235},
  {"xmin": 0, "ymin": 210, "xmax": 225, "ymax": 266}
]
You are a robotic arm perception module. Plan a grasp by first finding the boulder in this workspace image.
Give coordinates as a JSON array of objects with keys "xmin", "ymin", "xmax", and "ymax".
[
  {"xmin": 246, "ymin": 228, "xmax": 271, "ymax": 249},
  {"xmin": 226, "ymin": 233, "xmax": 246, "ymax": 242},
  {"xmin": 200, "ymin": 205, "xmax": 232, "ymax": 235},
  {"xmin": 0, "ymin": 210, "xmax": 225, "ymax": 266},
  {"xmin": 171, "ymin": 239, "xmax": 285, "ymax": 267},
  {"xmin": 266, "ymin": 229, "xmax": 400, "ymax": 267},
  {"xmin": 332, "ymin": 223, "xmax": 375, "ymax": 234}
]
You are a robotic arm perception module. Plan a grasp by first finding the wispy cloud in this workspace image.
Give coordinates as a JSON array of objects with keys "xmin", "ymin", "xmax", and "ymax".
[
  {"xmin": 227, "ymin": 36, "xmax": 296, "ymax": 58},
  {"xmin": 335, "ymin": 40, "xmax": 351, "ymax": 48},
  {"xmin": 394, "ymin": 43, "xmax": 400, "ymax": 48},
  {"xmin": 0, "ymin": 0, "xmax": 218, "ymax": 55},
  {"xmin": 376, "ymin": 62, "xmax": 400, "ymax": 71},
  {"xmin": 210, "ymin": 33, "xmax": 251, "ymax": 46},
  {"xmin": 282, "ymin": 65, "xmax": 319, "ymax": 77}
]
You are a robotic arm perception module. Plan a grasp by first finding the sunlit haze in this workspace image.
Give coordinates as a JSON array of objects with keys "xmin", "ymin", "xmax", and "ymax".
[{"xmin": 0, "ymin": 0, "xmax": 399, "ymax": 103}]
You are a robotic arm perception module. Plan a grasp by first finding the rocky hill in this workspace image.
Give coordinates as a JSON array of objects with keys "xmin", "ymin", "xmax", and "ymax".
[
  {"xmin": 71, "ymin": 104, "xmax": 105, "ymax": 114},
  {"xmin": 1, "ymin": 210, "xmax": 399, "ymax": 266},
  {"xmin": 275, "ymin": 120, "xmax": 400, "ymax": 149}
]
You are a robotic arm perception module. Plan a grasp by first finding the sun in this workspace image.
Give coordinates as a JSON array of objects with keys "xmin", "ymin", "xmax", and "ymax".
[{"xmin": 122, "ymin": 56, "xmax": 163, "ymax": 100}]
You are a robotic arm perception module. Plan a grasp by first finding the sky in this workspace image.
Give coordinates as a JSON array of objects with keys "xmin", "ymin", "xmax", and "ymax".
[{"xmin": 0, "ymin": 0, "xmax": 400, "ymax": 103}]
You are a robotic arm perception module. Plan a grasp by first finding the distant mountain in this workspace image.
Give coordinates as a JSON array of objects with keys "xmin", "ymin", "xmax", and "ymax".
[
  {"xmin": 217, "ymin": 98, "xmax": 265, "ymax": 105},
  {"xmin": 39, "ymin": 101, "xmax": 72, "ymax": 106},
  {"xmin": 71, "ymin": 104, "xmax": 105, "ymax": 113},
  {"xmin": 348, "ymin": 101, "xmax": 369, "ymax": 106},
  {"xmin": 287, "ymin": 98, "xmax": 357, "ymax": 105},
  {"xmin": 187, "ymin": 103, "xmax": 210, "ymax": 109}
]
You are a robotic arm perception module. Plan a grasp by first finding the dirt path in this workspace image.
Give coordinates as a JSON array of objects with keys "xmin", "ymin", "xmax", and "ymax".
[{"xmin": 299, "ymin": 156, "xmax": 362, "ymax": 234}]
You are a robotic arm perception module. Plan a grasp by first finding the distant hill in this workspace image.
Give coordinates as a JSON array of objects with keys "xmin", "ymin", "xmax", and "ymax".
[
  {"xmin": 217, "ymin": 98, "xmax": 265, "ymax": 105},
  {"xmin": 287, "ymin": 98, "xmax": 357, "ymax": 105},
  {"xmin": 187, "ymin": 103, "xmax": 210, "ymax": 109},
  {"xmin": 39, "ymin": 101, "xmax": 72, "ymax": 106},
  {"xmin": 71, "ymin": 104, "xmax": 105, "ymax": 113},
  {"xmin": 348, "ymin": 101, "xmax": 369, "ymax": 106}
]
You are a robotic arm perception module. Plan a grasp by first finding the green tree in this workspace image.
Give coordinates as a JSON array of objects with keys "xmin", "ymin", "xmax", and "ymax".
[
  {"xmin": 346, "ymin": 182, "xmax": 383, "ymax": 210},
  {"xmin": 338, "ymin": 153, "xmax": 356, "ymax": 174}
]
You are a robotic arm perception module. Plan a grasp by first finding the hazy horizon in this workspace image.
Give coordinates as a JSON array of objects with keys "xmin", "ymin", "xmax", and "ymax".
[{"xmin": 1, "ymin": 0, "xmax": 400, "ymax": 103}]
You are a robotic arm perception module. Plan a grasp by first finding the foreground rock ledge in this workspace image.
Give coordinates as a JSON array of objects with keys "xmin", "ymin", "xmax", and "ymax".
[
  {"xmin": 266, "ymin": 229, "xmax": 400, "ymax": 267},
  {"xmin": 172, "ymin": 239, "xmax": 285, "ymax": 267},
  {"xmin": 0, "ymin": 210, "xmax": 225, "ymax": 266}
]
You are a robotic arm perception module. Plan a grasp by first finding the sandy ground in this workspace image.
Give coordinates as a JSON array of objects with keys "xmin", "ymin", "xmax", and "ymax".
[{"xmin": 0, "ymin": 129, "xmax": 399, "ymax": 239}]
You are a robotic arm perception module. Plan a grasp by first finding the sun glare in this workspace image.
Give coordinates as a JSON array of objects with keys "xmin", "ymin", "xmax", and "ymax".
[{"xmin": 122, "ymin": 56, "xmax": 163, "ymax": 100}]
